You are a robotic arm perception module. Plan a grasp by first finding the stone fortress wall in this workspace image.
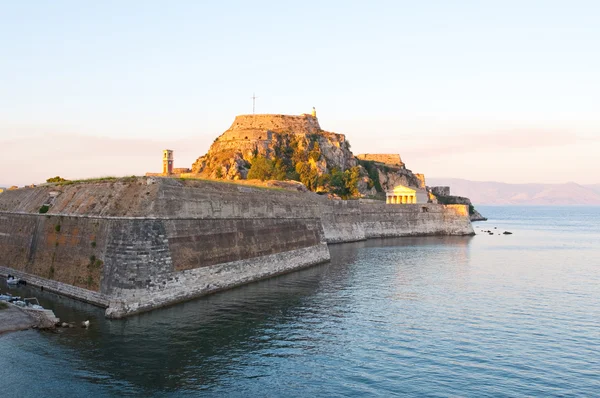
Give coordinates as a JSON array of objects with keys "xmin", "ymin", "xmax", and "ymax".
[
  {"xmin": 356, "ymin": 154, "xmax": 405, "ymax": 168},
  {"xmin": 431, "ymin": 186, "xmax": 451, "ymax": 196},
  {"xmin": 0, "ymin": 178, "xmax": 473, "ymax": 318},
  {"xmin": 223, "ymin": 114, "xmax": 322, "ymax": 139}
]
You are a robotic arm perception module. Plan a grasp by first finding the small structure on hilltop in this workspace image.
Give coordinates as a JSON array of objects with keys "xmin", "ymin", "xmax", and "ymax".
[
  {"xmin": 147, "ymin": 150, "xmax": 191, "ymax": 177},
  {"xmin": 163, "ymin": 150, "xmax": 174, "ymax": 175}
]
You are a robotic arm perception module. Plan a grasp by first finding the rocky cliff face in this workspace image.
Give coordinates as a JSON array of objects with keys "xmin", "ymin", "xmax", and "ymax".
[
  {"xmin": 191, "ymin": 113, "xmax": 429, "ymax": 197},
  {"xmin": 192, "ymin": 114, "xmax": 356, "ymax": 179}
]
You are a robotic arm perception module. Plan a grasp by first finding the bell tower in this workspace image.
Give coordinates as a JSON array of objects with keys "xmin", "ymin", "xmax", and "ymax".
[
  {"xmin": 163, "ymin": 149, "xmax": 174, "ymax": 175},
  {"xmin": 311, "ymin": 107, "xmax": 317, "ymax": 118}
]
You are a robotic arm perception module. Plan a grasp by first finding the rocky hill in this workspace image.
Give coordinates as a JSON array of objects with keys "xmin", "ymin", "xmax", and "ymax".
[{"xmin": 191, "ymin": 112, "xmax": 426, "ymax": 198}]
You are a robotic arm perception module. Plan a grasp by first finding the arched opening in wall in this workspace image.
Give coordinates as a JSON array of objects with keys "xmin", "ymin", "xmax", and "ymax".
[
  {"xmin": 421, "ymin": 206, "xmax": 428, "ymax": 213},
  {"xmin": 245, "ymin": 136, "xmax": 248, "ymax": 139}
]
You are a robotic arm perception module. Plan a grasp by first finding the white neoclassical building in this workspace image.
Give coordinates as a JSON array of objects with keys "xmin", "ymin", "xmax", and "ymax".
[{"xmin": 386, "ymin": 185, "xmax": 428, "ymax": 204}]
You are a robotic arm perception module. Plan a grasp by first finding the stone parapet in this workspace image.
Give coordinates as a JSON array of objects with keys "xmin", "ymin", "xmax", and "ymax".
[
  {"xmin": 225, "ymin": 114, "xmax": 321, "ymax": 136},
  {"xmin": 356, "ymin": 154, "xmax": 404, "ymax": 167}
]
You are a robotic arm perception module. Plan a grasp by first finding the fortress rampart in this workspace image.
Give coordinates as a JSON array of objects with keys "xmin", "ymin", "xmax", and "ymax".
[
  {"xmin": 220, "ymin": 114, "xmax": 321, "ymax": 141},
  {"xmin": 356, "ymin": 154, "xmax": 405, "ymax": 167},
  {"xmin": 229, "ymin": 114, "xmax": 321, "ymax": 133},
  {"xmin": 0, "ymin": 178, "xmax": 473, "ymax": 318}
]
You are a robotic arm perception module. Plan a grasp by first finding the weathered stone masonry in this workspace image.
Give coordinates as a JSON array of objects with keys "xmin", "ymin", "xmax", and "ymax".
[{"xmin": 0, "ymin": 178, "xmax": 473, "ymax": 318}]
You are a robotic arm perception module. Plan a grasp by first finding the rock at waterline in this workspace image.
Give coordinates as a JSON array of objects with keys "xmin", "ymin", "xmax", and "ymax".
[{"xmin": 503, "ymin": 231, "xmax": 513, "ymax": 235}]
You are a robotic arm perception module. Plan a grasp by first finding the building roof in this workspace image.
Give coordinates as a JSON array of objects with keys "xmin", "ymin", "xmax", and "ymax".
[{"xmin": 389, "ymin": 185, "xmax": 416, "ymax": 194}]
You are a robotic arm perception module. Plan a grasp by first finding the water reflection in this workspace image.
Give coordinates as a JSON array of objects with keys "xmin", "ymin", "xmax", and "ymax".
[
  {"xmin": 4, "ymin": 236, "xmax": 472, "ymax": 393},
  {"xmin": 4, "ymin": 208, "xmax": 600, "ymax": 396},
  {"xmin": 19, "ymin": 263, "xmax": 338, "ymax": 392}
]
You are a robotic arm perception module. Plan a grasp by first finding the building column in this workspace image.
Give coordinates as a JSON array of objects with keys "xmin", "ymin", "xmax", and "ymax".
[{"xmin": 401, "ymin": 196, "xmax": 405, "ymax": 204}]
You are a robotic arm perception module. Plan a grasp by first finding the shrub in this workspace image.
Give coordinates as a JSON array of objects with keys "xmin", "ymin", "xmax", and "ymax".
[
  {"xmin": 358, "ymin": 160, "xmax": 383, "ymax": 192},
  {"xmin": 39, "ymin": 205, "xmax": 50, "ymax": 214},
  {"xmin": 46, "ymin": 176, "xmax": 67, "ymax": 183},
  {"xmin": 55, "ymin": 224, "xmax": 61, "ymax": 232},
  {"xmin": 248, "ymin": 157, "xmax": 274, "ymax": 181},
  {"xmin": 248, "ymin": 157, "xmax": 287, "ymax": 181}
]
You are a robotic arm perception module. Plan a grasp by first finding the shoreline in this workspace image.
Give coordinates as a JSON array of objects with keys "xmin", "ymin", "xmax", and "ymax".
[{"xmin": 0, "ymin": 302, "xmax": 57, "ymax": 335}]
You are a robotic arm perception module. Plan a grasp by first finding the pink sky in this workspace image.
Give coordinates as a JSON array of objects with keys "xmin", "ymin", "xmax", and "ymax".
[
  {"xmin": 2, "ymin": 2, "xmax": 599, "ymax": 187},
  {"xmin": 1, "ymin": 117, "xmax": 597, "ymax": 187}
]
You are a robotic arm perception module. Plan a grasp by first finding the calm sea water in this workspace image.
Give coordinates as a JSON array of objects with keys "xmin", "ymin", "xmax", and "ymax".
[{"xmin": 1, "ymin": 206, "xmax": 600, "ymax": 397}]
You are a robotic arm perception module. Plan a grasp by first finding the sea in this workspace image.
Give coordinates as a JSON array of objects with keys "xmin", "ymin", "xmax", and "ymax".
[{"xmin": 1, "ymin": 206, "xmax": 599, "ymax": 397}]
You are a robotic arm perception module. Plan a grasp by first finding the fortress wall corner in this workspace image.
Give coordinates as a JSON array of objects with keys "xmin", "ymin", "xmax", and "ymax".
[{"xmin": 0, "ymin": 181, "xmax": 474, "ymax": 318}]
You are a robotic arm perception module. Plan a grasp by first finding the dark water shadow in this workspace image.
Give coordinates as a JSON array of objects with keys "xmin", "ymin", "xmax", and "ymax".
[{"xmin": 1, "ymin": 235, "xmax": 473, "ymax": 394}]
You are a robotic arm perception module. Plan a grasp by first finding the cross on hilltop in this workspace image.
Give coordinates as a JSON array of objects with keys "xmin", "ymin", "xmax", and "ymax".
[{"xmin": 251, "ymin": 93, "xmax": 258, "ymax": 114}]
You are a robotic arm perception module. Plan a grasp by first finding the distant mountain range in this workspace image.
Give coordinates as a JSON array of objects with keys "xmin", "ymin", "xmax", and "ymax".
[
  {"xmin": 587, "ymin": 184, "xmax": 600, "ymax": 195},
  {"xmin": 427, "ymin": 178, "xmax": 600, "ymax": 205}
]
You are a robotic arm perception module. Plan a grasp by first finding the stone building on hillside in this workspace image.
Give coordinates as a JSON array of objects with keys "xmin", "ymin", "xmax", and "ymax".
[{"xmin": 386, "ymin": 185, "xmax": 428, "ymax": 204}]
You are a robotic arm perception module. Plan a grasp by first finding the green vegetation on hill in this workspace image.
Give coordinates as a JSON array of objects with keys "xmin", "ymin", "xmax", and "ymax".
[
  {"xmin": 243, "ymin": 133, "xmax": 363, "ymax": 198},
  {"xmin": 46, "ymin": 176, "xmax": 67, "ymax": 183},
  {"xmin": 357, "ymin": 160, "xmax": 383, "ymax": 192},
  {"xmin": 247, "ymin": 157, "xmax": 287, "ymax": 181}
]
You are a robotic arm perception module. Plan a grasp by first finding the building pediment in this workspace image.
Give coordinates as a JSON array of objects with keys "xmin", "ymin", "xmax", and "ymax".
[{"xmin": 390, "ymin": 185, "xmax": 416, "ymax": 194}]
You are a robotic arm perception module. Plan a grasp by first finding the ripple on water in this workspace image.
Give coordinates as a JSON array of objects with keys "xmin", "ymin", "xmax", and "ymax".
[{"xmin": 2, "ymin": 207, "xmax": 600, "ymax": 396}]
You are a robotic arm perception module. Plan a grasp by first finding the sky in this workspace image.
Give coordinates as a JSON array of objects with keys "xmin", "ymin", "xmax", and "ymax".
[{"xmin": 1, "ymin": 0, "xmax": 599, "ymax": 186}]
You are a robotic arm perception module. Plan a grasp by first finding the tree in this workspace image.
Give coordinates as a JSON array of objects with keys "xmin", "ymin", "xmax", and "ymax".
[
  {"xmin": 248, "ymin": 157, "xmax": 275, "ymax": 181},
  {"xmin": 309, "ymin": 141, "xmax": 321, "ymax": 161},
  {"xmin": 329, "ymin": 168, "xmax": 347, "ymax": 197},
  {"xmin": 343, "ymin": 166, "xmax": 361, "ymax": 197},
  {"xmin": 272, "ymin": 159, "xmax": 288, "ymax": 180},
  {"xmin": 247, "ymin": 157, "xmax": 289, "ymax": 181},
  {"xmin": 295, "ymin": 162, "xmax": 319, "ymax": 190}
]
